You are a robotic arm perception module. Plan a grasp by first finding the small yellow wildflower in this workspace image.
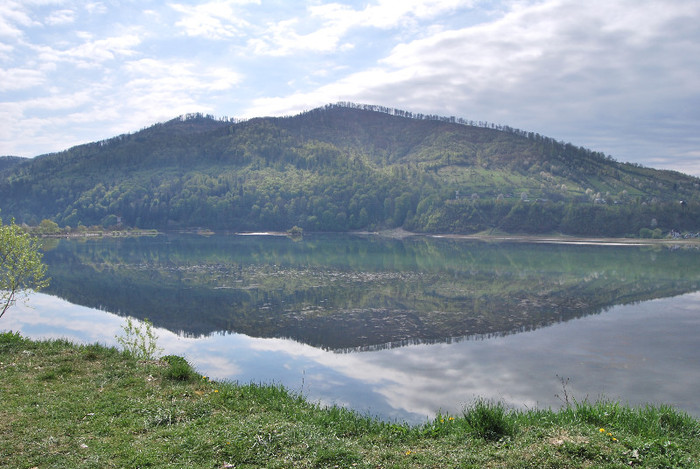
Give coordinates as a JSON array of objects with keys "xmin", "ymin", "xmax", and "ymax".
[
  {"xmin": 599, "ymin": 428, "xmax": 605, "ymax": 433},
  {"xmin": 405, "ymin": 450, "xmax": 412, "ymax": 455},
  {"xmin": 214, "ymin": 390, "xmax": 219, "ymax": 393},
  {"xmin": 449, "ymin": 417, "xmax": 454, "ymax": 421}
]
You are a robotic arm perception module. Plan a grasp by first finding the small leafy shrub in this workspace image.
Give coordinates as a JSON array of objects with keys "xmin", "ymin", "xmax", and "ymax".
[
  {"xmin": 115, "ymin": 317, "xmax": 162, "ymax": 360},
  {"xmin": 162, "ymin": 355, "xmax": 196, "ymax": 381},
  {"xmin": 462, "ymin": 399, "xmax": 516, "ymax": 441}
]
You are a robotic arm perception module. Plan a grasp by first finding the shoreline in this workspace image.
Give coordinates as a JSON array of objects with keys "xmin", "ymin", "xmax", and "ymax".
[
  {"xmin": 428, "ymin": 233, "xmax": 700, "ymax": 246},
  {"xmin": 373, "ymin": 227, "xmax": 700, "ymax": 246},
  {"xmin": 35, "ymin": 225, "xmax": 700, "ymax": 247},
  {"xmin": 2, "ymin": 334, "xmax": 698, "ymax": 468}
]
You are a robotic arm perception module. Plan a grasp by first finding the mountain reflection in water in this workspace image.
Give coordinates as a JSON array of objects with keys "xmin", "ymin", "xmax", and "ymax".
[{"xmin": 41, "ymin": 233, "xmax": 700, "ymax": 351}]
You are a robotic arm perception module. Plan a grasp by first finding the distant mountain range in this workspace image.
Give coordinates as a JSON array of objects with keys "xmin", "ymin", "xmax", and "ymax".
[{"xmin": 1, "ymin": 103, "xmax": 698, "ymax": 236}]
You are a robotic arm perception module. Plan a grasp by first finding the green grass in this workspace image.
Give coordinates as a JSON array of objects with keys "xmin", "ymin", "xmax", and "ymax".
[{"xmin": 1, "ymin": 331, "xmax": 698, "ymax": 468}]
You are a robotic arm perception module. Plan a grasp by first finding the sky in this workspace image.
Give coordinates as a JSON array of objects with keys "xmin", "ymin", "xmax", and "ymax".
[{"xmin": 1, "ymin": 0, "xmax": 699, "ymax": 176}]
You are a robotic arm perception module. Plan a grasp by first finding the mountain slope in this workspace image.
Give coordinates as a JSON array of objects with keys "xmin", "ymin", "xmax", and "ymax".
[
  {"xmin": 0, "ymin": 156, "xmax": 25, "ymax": 173},
  {"xmin": 1, "ymin": 103, "xmax": 698, "ymax": 236}
]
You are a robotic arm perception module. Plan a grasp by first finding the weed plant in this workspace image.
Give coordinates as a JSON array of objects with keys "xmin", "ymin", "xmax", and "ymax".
[
  {"xmin": 1, "ymin": 332, "xmax": 698, "ymax": 468},
  {"xmin": 115, "ymin": 317, "xmax": 162, "ymax": 360}
]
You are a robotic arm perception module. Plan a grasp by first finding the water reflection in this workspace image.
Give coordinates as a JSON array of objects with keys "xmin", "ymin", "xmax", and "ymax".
[
  {"xmin": 38, "ymin": 234, "xmax": 700, "ymax": 351},
  {"xmin": 5, "ymin": 234, "xmax": 700, "ymax": 422},
  {"xmin": 6, "ymin": 291, "xmax": 700, "ymax": 422}
]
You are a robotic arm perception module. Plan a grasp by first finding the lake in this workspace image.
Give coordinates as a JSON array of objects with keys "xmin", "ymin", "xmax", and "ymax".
[{"xmin": 4, "ymin": 233, "xmax": 700, "ymax": 423}]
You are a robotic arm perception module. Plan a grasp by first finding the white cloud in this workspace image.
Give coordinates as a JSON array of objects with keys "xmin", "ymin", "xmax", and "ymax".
[
  {"xmin": 311, "ymin": 0, "xmax": 471, "ymax": 29},
  {"xmin": 33, "ymin": 33, "xmax": 142, "ymax": 66},
  {"xmin": 81, "ymin": 58, "xmax": 244, "ymax": 134},
  {"xmin": 0, "ymin": 67, "xmax": 45, "ymax": 91},
  {"xmin": 0, "ymin": 42, "xmax": 242, "ymax": 156},
  {"xmin": 249, "ymin": 0, "xmax": 470, "ymax": 56},
  {"xmin": 169, "ymin": 0, "xmax": 258, "ymax": 39},
  {"xmin": 247, "ymin": 17, "xmax": 353, "ymax": 56},
  {"xmin": 0, "ymin": 1, "xmax": 37, "ymax": 38},
  {"xmin": 23, "ymin": 89, "xmax": 94, "ymax": 112},
  {"xmin": 85, "ymin": 2, "xmax": 108, "ymax": 16},
  {"xmin": 0, "ymin": 41, "xmax": 13, "ymax": 58},
  {"xmin": 0, "ymin": 102, "xmax": 110, "ymax": 158},
  {"xmin": 45, "ymin": 8, "xmax": 76, "ymax": 26},
  {"xmin": 242, "ymin": 68, "xmax": 394, "ymax": 117},
  {"xmin": 124, "ymin": 58, "xmax": 241, "ymax": 93}
]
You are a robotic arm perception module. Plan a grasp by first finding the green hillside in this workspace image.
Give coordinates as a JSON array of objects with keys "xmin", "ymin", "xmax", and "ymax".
[
  {"xmin": 1, "ymin": 103, "xmax": 699, "ymax": 236},
  {"xmin": 0, "ymin": 156, "xmax": 24, "ymax": 172}
]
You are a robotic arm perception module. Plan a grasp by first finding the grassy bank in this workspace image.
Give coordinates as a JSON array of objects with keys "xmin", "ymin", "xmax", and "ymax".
[{"xmin": 1, "ymin": 332, "xmax": 698, "ymax": 468}]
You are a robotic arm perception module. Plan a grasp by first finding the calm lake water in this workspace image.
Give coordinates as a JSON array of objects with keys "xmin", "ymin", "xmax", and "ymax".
[{"xmin": 4, "ymin": 233, "xmax": 700, "ymax": 423}]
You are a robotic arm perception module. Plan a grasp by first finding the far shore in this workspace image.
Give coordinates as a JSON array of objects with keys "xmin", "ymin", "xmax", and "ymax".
[
  {"xmin": 33, "ymin": 225, "xmax": 700, "ymax": 247},
  {"xmin": 372, "ymin": 227, "xmax": 700, "ymax": 246},
  {"xmin": 429, "ymin": 233, "xmax": 700, "ymax": 246}
]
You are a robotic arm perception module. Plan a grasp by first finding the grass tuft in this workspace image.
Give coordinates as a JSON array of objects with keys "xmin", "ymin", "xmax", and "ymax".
[
  {"xmin": 161, "ymin": 354, "xmax": 197, "ymax": 382},
  {"xmin": 462, "ymin": 398, "xmax": 517, "ymax": 441}
]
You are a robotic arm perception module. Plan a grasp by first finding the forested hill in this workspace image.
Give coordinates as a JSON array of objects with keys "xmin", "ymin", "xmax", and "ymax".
[
  {"xmin": 0, "ymin": 156, "xmax": 24, "ymax": 172},
  {"xmin": 1, "ymin": 103, "xmax": 699, "ymax": 236}
]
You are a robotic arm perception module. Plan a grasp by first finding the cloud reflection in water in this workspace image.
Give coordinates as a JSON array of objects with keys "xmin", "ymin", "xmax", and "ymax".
[{"xmin": 5, "ymin": 291, "xmax": 699, "ymax": 423}]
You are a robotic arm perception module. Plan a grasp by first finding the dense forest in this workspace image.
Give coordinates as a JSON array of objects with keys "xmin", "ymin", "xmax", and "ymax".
[
  {"xmin": 0, "ymin": 156, "xmax": 23, "ymax": 172},
  {"xmin": 1, "ymin": 103, "xmax": 699, "ymax": 236}
]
